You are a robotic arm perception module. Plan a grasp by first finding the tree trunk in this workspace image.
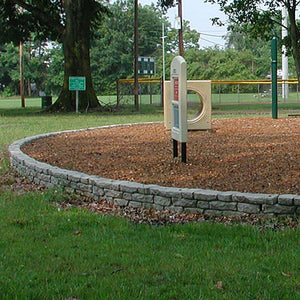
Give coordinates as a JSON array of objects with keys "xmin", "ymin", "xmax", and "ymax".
[
  {"xmin": 49, "ymin": 0, "xmax": 100, "ymax": 112},
  {"xmin": 288, "ymin": 6, "xmax": 300, "ymax": 84}
]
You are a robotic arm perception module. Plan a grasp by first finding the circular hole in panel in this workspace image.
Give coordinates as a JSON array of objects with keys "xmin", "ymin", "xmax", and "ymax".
[{"xmin": 187, "ymin": 90, "xmax": 204, "ymax": 120}]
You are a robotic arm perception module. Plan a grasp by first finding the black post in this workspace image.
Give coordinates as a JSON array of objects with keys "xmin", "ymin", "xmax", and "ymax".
[
  {"xmin": 173, "ymin": 139, "xmax": 178, "ymax": 157},
  {"xmin": 181, "ymin": 142, "xmax": 187, "ymax": 163}
]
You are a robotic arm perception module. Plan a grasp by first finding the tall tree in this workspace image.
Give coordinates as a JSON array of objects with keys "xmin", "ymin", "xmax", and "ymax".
[
  {"xmin": 91, "ymin": 0, "xmax": 163, "ymax": 94},
  {"xmin": 205, "ymin": 0, "xmax": 300, "ymax": 83},
  {"xmin": 0, "ymin": 0, "xmax": 109, "ymax": 111}
]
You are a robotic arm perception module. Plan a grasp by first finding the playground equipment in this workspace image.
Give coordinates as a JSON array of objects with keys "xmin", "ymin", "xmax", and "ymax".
[{"xmin": 164, "ymin": 80, "xmax": 212, "ymax": 130}]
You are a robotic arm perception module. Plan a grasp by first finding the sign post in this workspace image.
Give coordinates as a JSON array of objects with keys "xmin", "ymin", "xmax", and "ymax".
[
  {"xmin": 271, "ymin": 37, "xmax": 278, "ymax": 119},
  {"xmin": 69, "ymin": 76, "xmax": 86, "ymax": 113},
  {"xmin": 170, "ymin": 56, "xmax": 187, "ymax": 163}
]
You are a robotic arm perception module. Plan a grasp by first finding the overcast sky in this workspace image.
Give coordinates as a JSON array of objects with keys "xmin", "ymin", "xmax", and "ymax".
[{"xmin": 138, "ymin": 0, "xmax": 228, "ymax": 48}]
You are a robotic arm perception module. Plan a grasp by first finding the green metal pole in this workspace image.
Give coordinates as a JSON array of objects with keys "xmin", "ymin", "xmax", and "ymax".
[{"xmin": 271, "ymin": 37, "xmax": 278, "ymax": 119}]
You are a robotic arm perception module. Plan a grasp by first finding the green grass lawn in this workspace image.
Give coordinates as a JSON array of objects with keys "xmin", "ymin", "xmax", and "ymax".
[{"xmin": 0, "ymin": 98, "xmax": 299, "ymax": 299}]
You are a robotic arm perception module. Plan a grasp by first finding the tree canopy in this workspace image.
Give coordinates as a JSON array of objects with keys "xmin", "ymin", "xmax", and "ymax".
[
  {"xmin": 205, "ymin": 0, "xmax": 300, "ymax": 82},
  {"xmin": 0, "ymin": 0, "xmax": 110, "ymax": 111}
]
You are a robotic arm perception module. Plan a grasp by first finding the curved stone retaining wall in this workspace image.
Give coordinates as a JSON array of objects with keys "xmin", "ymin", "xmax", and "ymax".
[{"xmin": 9, "ymin": 124, "xmax": 300, "ymax": 217}]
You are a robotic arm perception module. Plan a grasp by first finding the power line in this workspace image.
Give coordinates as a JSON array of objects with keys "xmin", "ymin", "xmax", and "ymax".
[
  {"xmin": 199, "ymin": 32, "xmax": 225, "ymax": 38},
  {"xmin": 200, "ymin": 36, "xmax": 223, "ymax": 46}
]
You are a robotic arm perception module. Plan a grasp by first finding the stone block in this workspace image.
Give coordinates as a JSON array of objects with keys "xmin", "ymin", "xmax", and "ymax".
[
  {"xmin": 123, "ymin": 192, "xmax": 132, "ymax": 201},
  {"xmin": 197, "ymin": 200, "xmax": 210, "ymax": 209},
  {"xmin": 114, "ymin": 199, "xmax": 128, "ymax": 207},
  {"xmin": 237, "ymin": 203, "xmax": 261, "ymax": 214},
  {"xmin": 153, "ymin": 203, "xmax": 164, "ymax": 211},
  {"xmin": 120, "ymin": 182, "xmax": 143, "ymax": 193},
  {"xmin": 93, "ymin": 186, "xmax": 104, "ymax": 197},
  {"xmin": 154, "ymin": 196, "xmax": 171, "ymax": 206},
  {"xmin": 233, "ymin": 193, "xmax": 278, "ymax": 205},
  {"xmin": 194, "ymin": 189, "xmax": 217, "ymax": 201},
  {"xmin": 263, "ymin": 204, "xmax": 296, "ymax": 215},
  {"xmin": 294, "ymin": 195, "xmax": 300, "ymax": 206},
  {"xmin": 210, "ymin": 201, "xmax": 237, "ymax": 211},
  {"xmin": 104, "ymin": 189, "xmax": 123, "ymax": 199},
  {"xmin": 184, "ymin": 208, "xmax": 203, "ymax": 214},
  {"xmin": 172, "ymin": 198, "xmax": 197, "ymax": 208},
  {"xmin": 278, "ymin": 195, "xmax": 294, "ymax": 206},
  {"xmin": 217, "ymin": 191, "xmax": 233, "ymax": 202},
  {"xmin": 132, "ymin": 193, "xmax": 153, "ymax": 203},
  {"xmin": 181, "ymin": 188, "xmax": 197, "ymax": 199},
  {"xmin": 168, "ymin": 206, "xmax": 184, "ymax": 213},
  {"xmin": 151, "ymin": 186, "xmax": 181, "ymax": 198},
  {"xmin": 129, "ymin": 201, "xmax": 142, "ymax": 208}
]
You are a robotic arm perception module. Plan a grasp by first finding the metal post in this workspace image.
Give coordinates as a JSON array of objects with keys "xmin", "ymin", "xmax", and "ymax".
[
  {"xmin": 76, "ymin": 90, "xmax": 79, "ymax": 113},
  {"xmin": 181, "ymin": 142, "xmax": 187, "ymax": 163},
  {"xmin": 134, "ymin": 0, "xmax": 139, "ymax": 110},
  {"xmin": 173, "ymin": 139, "xmax": 178, "ymax": 158},
  {"xmin": 271, "ymin": 37, "xmax": 278, "ymax": 119}
]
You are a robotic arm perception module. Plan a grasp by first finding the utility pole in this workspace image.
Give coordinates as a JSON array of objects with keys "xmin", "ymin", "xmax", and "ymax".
[
  {"xmin": 178, "ymin": 0, "xmax": 184, "ymax": 56},
  {"xmin": 19, "ymin": 42, "xmax": 25, "ymax": 108},
  {"xmin": 134, "ymin": 0, "xmax": 139, "ymax": 110}
]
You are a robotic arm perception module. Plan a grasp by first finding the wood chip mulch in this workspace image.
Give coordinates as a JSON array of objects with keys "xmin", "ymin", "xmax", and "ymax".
[{"xmin": 22, "ymin": 117, "xmax": 300, "ymax": 195}]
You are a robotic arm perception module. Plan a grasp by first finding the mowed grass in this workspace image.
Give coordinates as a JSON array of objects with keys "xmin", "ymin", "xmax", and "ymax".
[{"xmin": 0, "ymin": 98, "xmax": 299, "ymax": 299}]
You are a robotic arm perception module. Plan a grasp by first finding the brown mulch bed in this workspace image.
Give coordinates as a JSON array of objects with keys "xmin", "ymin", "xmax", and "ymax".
[{"xmin": 22, "ymin": 117, "xmax": 300, "ymax": 195}]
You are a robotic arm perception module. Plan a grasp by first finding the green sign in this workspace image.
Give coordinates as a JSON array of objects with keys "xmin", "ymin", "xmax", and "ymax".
[
  {"xmin": 138, "ymin": 57, "xmax": 155, "ymax": 75},
  {"xmin": 69, "ymin": 76, "xmax": 86, "ymax": 91}
]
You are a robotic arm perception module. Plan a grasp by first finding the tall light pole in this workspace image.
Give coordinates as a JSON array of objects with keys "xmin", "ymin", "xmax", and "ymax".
[{"xmin": 134, "ymin": 0, "xmax": 139, "ymax": 110}]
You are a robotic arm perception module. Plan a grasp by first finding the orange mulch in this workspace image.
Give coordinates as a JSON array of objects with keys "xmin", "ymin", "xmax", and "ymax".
[{"xmin": 22, "ymin": 117, "xmax": 300, "ymax": 195}]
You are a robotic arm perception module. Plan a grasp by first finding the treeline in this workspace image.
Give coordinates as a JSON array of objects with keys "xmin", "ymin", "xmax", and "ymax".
[{"xmin": 0, "ymin": 0, "xmax": 296, "ymax": 97}]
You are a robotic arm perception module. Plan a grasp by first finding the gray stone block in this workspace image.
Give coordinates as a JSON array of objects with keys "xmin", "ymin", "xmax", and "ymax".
[
  {"xmin": 168, "ymin": 206, "xmax": 184, "ymax": 213},
  {"xmin": 197, "ymin": 200, "xmax": 210, "ymax": 209},
  {"xmin": 153, "ymin": 203, "xmax": 164, "ymax": 211},
  {"xmin": 181, "ymin": 188, "xmax": 197, "ymax": 199},
  {"xmin": 278, "ymin": 195, "xmax": 294, "ymax": 206},
  {"xmin": 233, "ymin": 192, "xmax": 278, "ymax": 205},
  {"xmin": 104, "ymin": 189, "xmax": 123, "ymax": 199},
  {"xmin": 294, "ymin": 195, "xmax": 300, "ymax": 206},
  {"xmin": 194, "ymin": 189, "xmax": 217, "ymax": 201},
  {"xmin": 114, "ymin": 199, "xmax": 128, "ymax": 207},
  {"xmin": 129, "ymin": 201, "xmax": 143, "ymax": 208},
  {"xmin": 93, "ymin": 186, "xmax": 104, "ymax": 197},
  {"xmin": 120, "ymin": 181, "xmax": 143, "ymax": 193},
  {"xmin": 238, "ymin": 203, "xmax": 261, "ymax": 214},
  {"xmin": 210, "ymin": 201, "xmax": 237, "ymax": 211},
  {"xmin": 154, "ymin": 196, "xmax": 171, "ymax": 206},
  {"xmin": 217, "ymin": 191, "xmax": 234, "ymax": 202},
  {"xmin": 263, "ymin": 204, "xmax": 296, "ymax": 215},
  {"xmin": 123, "ymin": 192, "xmax": 133, "ymax": 201},
  {"xmin": 172, "ymin": 198, "xmax": 197, "ymax": 208},
  {"xmin": 132, "ymin": 193, "xmax": 153, "ymax": 203},
  {"xmin": 184, "ymin": 208, "xmax": 203, "ymax": 214}
]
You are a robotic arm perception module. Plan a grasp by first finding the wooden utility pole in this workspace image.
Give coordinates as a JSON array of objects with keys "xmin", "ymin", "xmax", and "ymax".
[
  {"xmin": 178, "ymin": 0, "xmax": 184, "ymax": 56},
  {"xmin": 19, "ymin": 42, "xmax": 25, "ymax": 108},
  {"xmin": 134, "ymin": 0, "xmax": 139, "ymax": 110}
]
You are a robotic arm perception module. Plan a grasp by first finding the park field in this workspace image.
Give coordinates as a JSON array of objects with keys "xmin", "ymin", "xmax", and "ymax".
[{"xmin": 0, "ymin": 99, "xmax": 299, "ymax": 299}]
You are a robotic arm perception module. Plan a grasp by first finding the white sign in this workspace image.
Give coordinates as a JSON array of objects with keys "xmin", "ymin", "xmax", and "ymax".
[{"xmin": 171, "ymin": 56, "xmax": 187, "ymax": 143}]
